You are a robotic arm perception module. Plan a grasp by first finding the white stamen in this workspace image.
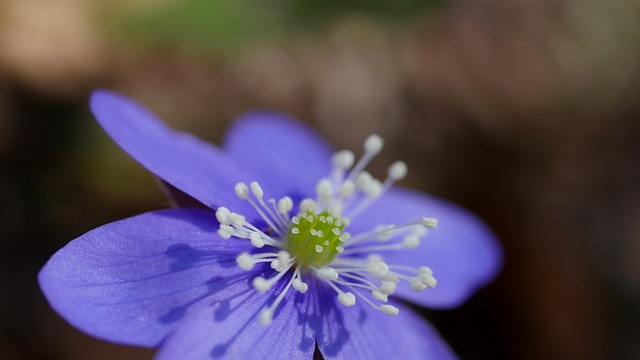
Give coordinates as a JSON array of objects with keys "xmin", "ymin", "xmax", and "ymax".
[
  {"xmin": 249, "ymin": 233, "xmax": 265, "ymax": 248},
  {"xmin": 338, "ymin": 292, "xmax": 356, "ymax": 307},
  {"xmin": 372, "ymin": 289, "xmax": 389, "ymax": 302},
  {"xmin": 250, "ymin": 181, "xmax": 264, "ymax": 199},
  {"xmin": 259, "ymin": 308, "xmax": 273, "ymax": 325},
  {"xmin": 338, "ymin": 180, "xmax": 355, "ymax": 198},
  {"xmin": 379, "ymin": 304, "xmax": 399, "ymax": 316},
  {"xmin": 236, "ymin": 252, "xmax": 254, "ymax": 271},
  {"xmin": 316, "ymin": 267, "xmax": 339, "ymax": 281},
  {"xmin": 235, "ymin": 183, "xmax": 249, "ymax": 199},
  {"xmin": 422, "ymin": 217, "xmax": 438, "ymax": 229},
  {"xmin": 278, "ymin": 196, "xmax": 293, "ymax": 216},
  {"xmin": 215, "ymin": 207, "xmax": 230, "ymax": 223},
  {"xmin": 253, "ymin": 277, "xmax": 271, "ymax": 292},
  {"xmin": 388, "ymin": 161, "xmax": 408, "ymax": 181},
  {"xmin": 379, "ymin": 280, "xmax": 397, "ymax": 294},
  {"xmin": 316, "ymin": 178, "xmax": 333, "ymax": 204},
  {"xmin": 332, "ymin": 150, "xmax": 355, "ymax": 170},
  {"xmin": 299, "ymin": 198, "xmax": 317, "ymax": 213},
  {"xmin": 410, "ymin": 279, "xmax": 427, "ymax": 292},
  {"xmin": 293, "ymin": 278, "xmax": 308, "ymax": 293},
  {"xmin": 403, "ymin": 234, "xmax": 421, "ymax": 249},
  {"xmin": 364, "ymin": 134, "xmax": 384, "ymax": 154},
  {"xmin": 315, "ymin": 245, "xmax": 323, "ymax": 253}
]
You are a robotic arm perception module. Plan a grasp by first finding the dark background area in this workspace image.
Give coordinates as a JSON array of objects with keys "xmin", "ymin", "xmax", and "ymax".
[{"xmin": 1, "ymin": 0, "xmax": 640, "ymax": 359}]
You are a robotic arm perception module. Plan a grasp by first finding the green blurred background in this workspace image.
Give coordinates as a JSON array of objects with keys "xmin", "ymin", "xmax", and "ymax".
[{"xmin": 2, "ymin": 0, "xmax": 640, "ymax": 359}]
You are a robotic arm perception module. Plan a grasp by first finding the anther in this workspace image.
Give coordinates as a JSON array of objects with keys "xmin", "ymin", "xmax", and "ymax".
[
  {"xmin": 249, "ymin": 233, "xmax": 265, "ymax": 248},
  {"xmin": 422, "ymin": 217, "xmax": 438, "ymax": 229},
  {"xmin": 234, "ymin": 183, "xmax": 249, "ymax": 199},
  {"xmin": 338, "ymin": 292, "xmax": 356, "ymax": 307},
  {"xmin": 388, "ymin": 161, "xmax": 408, "ymax": 181},
  {"xmin": 293, "ymin": 278, "xmax": 309, "ymax": 293},
  {"xmin": 252, "ymin": 277, "xmax": 271, "ymax": 292},
  {"xmin": 332, "ymin": 150, "xmax": 355, "ymax": 170},
  {"xmin": 403, "ymin": 234, "xmax": 421, "ymax": 249},
  {"xmin": 236, "ymin": 252, "xmax": 254, "ymax": 271},
  {"xmin": 215, "ymin": 207, "xmax": 230, "ymax": 223},
  {"xmin": 277, "ymin": 196, "xmax": 293, "ymax": 216},
  {"xmin": 250, "ymin": 181, "xmax": 264, "ymax": 199},
  {"xmin": 364, "ymin": 134, "xmax": 384, "ymax": 154},
  {"xmin": 379, "ymin": 304, "xmax": 399, "ymax": 316}
]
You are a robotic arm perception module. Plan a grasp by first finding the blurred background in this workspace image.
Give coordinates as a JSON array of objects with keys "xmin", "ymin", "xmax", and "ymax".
[{"xmin": 1, "ymin": 0, "xmax": 640, "ymax": 359}]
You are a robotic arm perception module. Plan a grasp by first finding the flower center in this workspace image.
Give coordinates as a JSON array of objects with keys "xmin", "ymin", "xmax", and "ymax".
[
  {"xmin": 215, "ymin": 134, "xmax": 440, "ymax": 326},
  {"xmin": 286, "ymin": 211, "xmax": 346, "ymax": 267}
]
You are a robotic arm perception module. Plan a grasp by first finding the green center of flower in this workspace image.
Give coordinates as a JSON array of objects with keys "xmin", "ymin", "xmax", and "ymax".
[{"xmin": 285, "ymin": 211, "xmax": 346, "ymax": 267}]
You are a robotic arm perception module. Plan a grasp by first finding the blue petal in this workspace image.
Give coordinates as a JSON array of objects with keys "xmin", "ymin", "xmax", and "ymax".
[
  {"xmin": 223, "ymin": 111, "xmax": 333, "ymax": 201},
  {"xmin": 155, "ymin": 280, "xmax": 316, "ymax": 360},
  {"xmin": 39, "ymin": 208, "xmax": 255, "ymax": 347},
  {"xmin": 317, "ymin": 297, "xmax": 457, "ymax": 360},
  {"xmin": 348, "ymin": 187, "xmax": 503, "ymax": 309},
  {"xmin": 90, "ymin": 90, "xmax": 253, "ymax": 214}
]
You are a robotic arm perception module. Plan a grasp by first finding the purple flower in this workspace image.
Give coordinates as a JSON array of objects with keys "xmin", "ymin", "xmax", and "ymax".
[{"xmin": 39, "ymin": 90, "xmax": 502, "ymax": 359}]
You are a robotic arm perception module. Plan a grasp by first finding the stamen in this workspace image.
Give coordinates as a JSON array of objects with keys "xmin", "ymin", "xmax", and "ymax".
[
  {"xmin": 259, "ymin": 268, "xmax": 298, "ymax": 326},
  {"xmin": 343, "ymin": 217, "xmax": 436, "ymax": 247},
  {"xmin": 345, "ymin": 135, "xmax": 384, "ymax": 185}
]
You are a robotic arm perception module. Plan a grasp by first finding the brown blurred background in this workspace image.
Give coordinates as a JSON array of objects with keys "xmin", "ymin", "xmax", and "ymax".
[{"xmin": 1, "ymin": 0, "xmax": 640, "ymax": 359}]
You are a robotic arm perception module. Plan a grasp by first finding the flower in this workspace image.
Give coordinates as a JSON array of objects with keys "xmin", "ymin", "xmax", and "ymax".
[{"xmin": 39, "ymin": 90, "xmax": 502, "ymax": 359}]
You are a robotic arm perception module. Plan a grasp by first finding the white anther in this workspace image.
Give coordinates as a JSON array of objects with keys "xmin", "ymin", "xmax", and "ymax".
[
  {"xmin": 259, "ymin": 308, "xmax": 273, "ymax": 326},
  {"xmin": 250, "ymin": 181, "xmax": 264, "ymax": 199},
  {"xmin": 338, "ymin": 180, "xmax": 355, "ymax": 198},
  {"xmin": 332, "ymin": 150, "xmax": 355, "ymax": 170},
  {"xmin": 215, "ymin": 207, "xmax": 230, "ymax": 224},
  {"xmin": 364, "ymin": 134, "xmax": 384, "ymax": 154},
  {"xmin": 227, "ymin": 213, "xmax": 245, "ymax": 227},
  {"xmin": 236, "ymin": 252, "xmax": 254, "ymax": 271},
  {"xmin": 411, "ymin": 224, "xmax": 427, "ymax": 236},
  {"xmin": 277, "ymin": 196, "xmax": 293, "ymax": 215},
  {"xmin": 372, "ymin": 289, "xmax": 389, "ymax": 302},
  {"xmin": 421, "ymin": 275, "xmax": 437, "ymax": 288},
  {"xmin": 383, "ymin": 274, "xmax": 400, "ymax": 284},
  {"xmin": 252, "ymin": 277, "xmax": 271, "ymax": 292},
  {"xmin": 234, "ymin": 183, "xmax": 249, "ymax": 199},
  {"xmin": 318, "ymin": 230, "xmax": 325, "ymax": 237},
  {"xmin": 422, "ymin": 217, "xmax": 438, "ymax": 229},
  {"xmin": 418, "ymin": 266, "xmax": 433, "ymax": 277},
  {"xmin": 366, "ymin": 260, "xmax": 390, "ymax": 277},
  {"xmin": 293, "ymin": 279, "xmax": 308, "ymax": 293},
  {"xmin": 217, "ymin": 224, "xmax": 233, "ymax": 239},
  {"xmin": 332, "ymin": 227, "xmax": 341, "ymax": 235},
  {"xmin": 403, "ymin": 234, "xmax": 421, "ymax": 249},
  {"xmin": 338, "ymin": 292, "xmax": 356, "ymax": 307},
  {"xmin": 270, "ymin": 259, "xmax": 284, "ymax": 271},
  {"xmin": 249, "ymin": 233, "xmax": 265, "ymax": 248},
  {"xmin": 316, "ymin": 267, "xmax": 339, "ymax": 281},
  {"xmin": 316, "ymin": 178, "xmax": 333, "ymax": 202},
  {"xmin": 379, "ymin": 280, "xmax": 397, "ymax": 294},
  {"xmin": 357, "ymin": 171, "xmax": 374, "ymax": 189},
  {"xmin": 291, "ymin": 227, "xmax": 300, "ymax": 234},
  {"xmin": 364, "ymin": 179, "xmax": 383, "ymax": 197},
  {"xmin": 410, "ymin": 279, "xmax": 427, "ymax": 292},
  {"xmin": 292, "ymin": 216, "xmax": 300, "ymax": 225},
  {"xmin": 315, "ymin": 245, "xmax": 324, "ymax": 253},
  {"xmin": 335, "ymin": 246, "xmax": 344, "ymax": 253},
  {"xmin": 379, "ymin": 304, "xmax": 399, "ymax": 316},
  {"xmin": 299, "ymin": 199, "xmax": 317, "ymax": 213},
  {"xmin": 388, "ymin": 161, "xmax": 408, "ymax": 181},
  {"xmin": 277, "ymin": 251, "xmax": 291, "ymax": 264}
]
